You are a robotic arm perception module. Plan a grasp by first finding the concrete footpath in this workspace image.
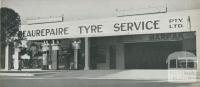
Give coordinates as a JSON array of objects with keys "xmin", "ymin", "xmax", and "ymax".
[
  {"xmin": 0, "ymin": 69, "xmax": 60, "ymax": 76},
  {"xmin": 0, "ymin": 70, "xmax": 200, "ymax": 87},
  {"xmin": 0, "ymin": 69, "xmax": 199, "ymax": 82}
]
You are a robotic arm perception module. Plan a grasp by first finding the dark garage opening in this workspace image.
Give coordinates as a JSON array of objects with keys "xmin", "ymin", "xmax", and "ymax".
[{"xmin": 125, "ymin": 41, "xmax": 182, "ymax": 69}]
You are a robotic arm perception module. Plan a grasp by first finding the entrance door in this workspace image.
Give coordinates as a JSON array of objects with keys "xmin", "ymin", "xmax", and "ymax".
[{"xmin": 125, "ymin": 41, "xmax": 182, "ymax": 69}]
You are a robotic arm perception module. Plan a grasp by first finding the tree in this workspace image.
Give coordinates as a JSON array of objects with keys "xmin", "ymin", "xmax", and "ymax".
[
  {"xmin": 0, "ymin": 7, "xmax": 21, "ymax": 69},
  {"xmin": 0, "ymin": 7, "xmax": 21, "ymax": 41}
]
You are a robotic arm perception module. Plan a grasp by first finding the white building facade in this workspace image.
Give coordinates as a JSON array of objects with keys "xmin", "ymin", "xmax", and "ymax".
[{"xmin": 13, "ymin": 9, "xmax": 199, "ymax": 71}]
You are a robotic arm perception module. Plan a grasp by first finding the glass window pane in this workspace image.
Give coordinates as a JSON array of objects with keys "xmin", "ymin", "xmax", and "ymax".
[
  {"xmin": 170, "ymin": 59, "xmax": 176, "ymax": 68},
  {"xmin": 187, "ymin": 59, "xmax": 195, "ymax": 68},
  {"xmin": 178, "ymin": 59, "xmax": 186, "ymax": 68}
]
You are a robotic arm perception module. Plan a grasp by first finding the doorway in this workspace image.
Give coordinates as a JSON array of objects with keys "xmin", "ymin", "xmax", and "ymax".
[{"xmin": 125, "ymin": 41, "xmax": 182, "ymax": 69}]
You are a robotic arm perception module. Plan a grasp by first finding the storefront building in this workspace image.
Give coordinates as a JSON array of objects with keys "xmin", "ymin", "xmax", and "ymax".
[{"xmin": 2, "ymin": 9, "xmax": 200, "ymax": 72}]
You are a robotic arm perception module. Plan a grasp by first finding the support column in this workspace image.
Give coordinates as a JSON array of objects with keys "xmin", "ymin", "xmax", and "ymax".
[
  {"xmin": 84, "ymin": 37, "xmax": 90, "ymax": 70},
  {"xmin": 116, "ymin": 43, "xmax": 125, "ymax": 69},
  {"xmin": 0, "ymin": 39, "xmax": 1, "ymax": 69},
  {"xmin": 196, "ymin": 30, "xmax": 200, "ymax": 79},
  {"xmin": 105, "ymin": 46, "xmax": 110, "ymax": 69},
  {"xmin": 4, "ymin": 44, "xmax": 11, "ymax": 70},
  {"xmin": 51, "ymin": 40, "xmax": 59, "ymax": 70},
  {"xmin": 12, "ymin": 48, "xmax": 20, "ymax": 70},
  {"xmin": 74, "ymin": 49, "xmax": 78, "ymax": 69}
]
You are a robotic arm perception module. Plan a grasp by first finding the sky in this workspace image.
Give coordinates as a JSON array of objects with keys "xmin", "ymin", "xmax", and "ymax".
[{"xmin": 1, "ymin": 0, "xmax": 200, "ymax": 21}]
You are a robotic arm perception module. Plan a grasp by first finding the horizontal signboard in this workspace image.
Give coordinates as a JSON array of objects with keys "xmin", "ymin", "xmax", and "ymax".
[{"xmin": 20, "ymin": 11, "xmax": 196, "ymax": 40}]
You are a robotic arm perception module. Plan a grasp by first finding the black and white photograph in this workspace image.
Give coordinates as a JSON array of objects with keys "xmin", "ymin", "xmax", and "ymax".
[{"xmin": 0, "ymin": 0, "xmax": 200, "ymax": 87}]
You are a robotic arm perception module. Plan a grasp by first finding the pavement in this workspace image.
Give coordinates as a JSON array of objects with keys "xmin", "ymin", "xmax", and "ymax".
[
  {"xmin": 0, "ymin": 69, "xmax": 200, "ymax": 87},
  {"xmin": 0, "ymin": 69, "xmax": 198, "ymax": 80},
  {"xmin": 0, "ymin": 69, "xmax": 60, "ymax": 76}
]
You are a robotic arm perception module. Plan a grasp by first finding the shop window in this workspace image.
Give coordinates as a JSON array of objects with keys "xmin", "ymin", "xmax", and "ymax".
[
  {"xmin": 93, "ymin": 46, "xmax": 106, "ymax": 63},
  {"xmin": 170, "ymin": 59, "xmax": 176, "ymax": 68},
  {"xmin": 187, "ymin": 59, "xmax": 195, "ymax": 68},
  {"xmin": 177, "ymin": 59, "xmax": 186, "ymax": 68},
  {"xmin": 168, "ymin": 58, "xmax": 196, "ymax": 69}
]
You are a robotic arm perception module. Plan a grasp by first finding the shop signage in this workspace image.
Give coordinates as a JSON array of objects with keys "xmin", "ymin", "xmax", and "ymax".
[
  {"xmin": 20, "ymin": 11, "xmax": 193, "ymax": 40},
  {"xmin": 149, "ymin": 33, "xmax": 184, "ymax": 41}
]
